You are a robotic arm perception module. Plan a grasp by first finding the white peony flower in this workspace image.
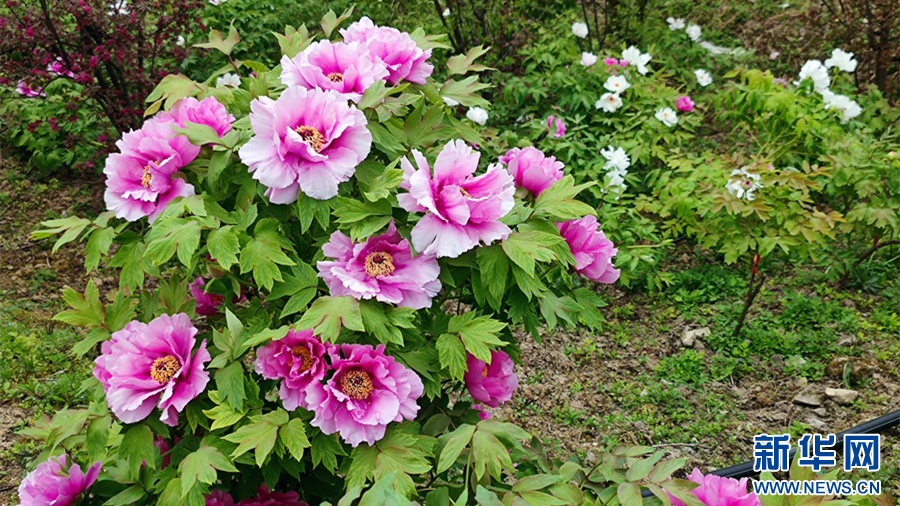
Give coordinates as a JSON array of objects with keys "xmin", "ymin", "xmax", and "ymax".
[
  {"xmin": 176, "ymin": 35, "xmax": 185, "ymax": 47},
  {"xmin": 621, "ymin": 46, "xmax": 652, "ymax": 75},
  {"xmin": 769, "ymin": 51, "xmax": 780, "ymax": 60},
  {"xmin": 208, "ymin": 0, "xmax": 227, "ymax": 5},
  {"xmin": 107, "ymin": 0, "xmax": 129, "ymax": 15},
  {"xmin": 580, "ymin": 52, "xmax": 598, "ymax": 67},
  {"xmin": 695, "ymin": 69, "xmax": 713, "ymax": 87},
  {"xmin": 667, "ymin": 17, "xmax": 685, "ymax": 30},
  {"xmin": 797, "ymin": 59, "xmax": 830, "ymax": 92},
  {"xmin": 572, "ymin": 22, "xmax": 589, "ymax": 38},
  {"xmin": 443, "ymin": 96, "xmax": 460, "ymax": 107},
  {"xmin": 443, "ymin": 8, "xmax": 451, "ymax": 16},
  {"xmin": 595, "ymin": 93, "xmax": 623, "ymax": 113},
  {"xmin": 686, "ymin": 24, "xmax": 702, "ymax": 42},
  {"xmin": 601, "ymin": 146, "xmax": 631, "ymax": 172},
  {"xmin": 726, "ymin": 168, "xmax": 763, "ymax": 201},
  {"xmin": 655, "ymin": 107, "xmax": 678, "ymax": 127},
  {"xmin": 606, "ymin": 168, "xmax": 627, "ymax": 197},
  {"xmin": 824, "ymin": 48, "xmax": 857, "ymax": 72},
  {"xmin": 604, "ymin": 75, "xmax": 631, "ymax": 93},
  {"xmin": 216, "ymin": 72, "xmax": 241, "ymax": 88},
  {"xmin": 821, "ymin": 90, "xmax": 862, "ymax": 123},
  {"xmin": 466, "ymin": 107, "xmax": 488, "ymax": 126}
]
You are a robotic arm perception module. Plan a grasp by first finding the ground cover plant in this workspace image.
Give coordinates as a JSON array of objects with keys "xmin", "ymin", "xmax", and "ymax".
[{"xmin": 0, "ymin": 0, "xmax": 899, "ymax": 506}]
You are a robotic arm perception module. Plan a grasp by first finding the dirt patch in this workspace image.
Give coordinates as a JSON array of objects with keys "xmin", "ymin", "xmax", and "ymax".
[{"xmin": 0, "ymin": 404, "xmax": 27, "ymax": 505}]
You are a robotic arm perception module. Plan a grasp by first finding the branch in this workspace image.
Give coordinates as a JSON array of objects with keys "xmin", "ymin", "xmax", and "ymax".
[{"xmin": 838, "ymin": 240, "xmax": 900, "ymax": 286}]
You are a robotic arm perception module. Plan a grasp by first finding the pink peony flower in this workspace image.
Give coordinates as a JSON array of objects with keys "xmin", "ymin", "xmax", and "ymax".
[
  {"xmin": 158, "ymin": 96, "xmax": 235, "ymax": 137},
  {"xmin": 397, "ymin": 140, "xmax": 516, "ymax": 258},
  {"xmin": 206, "ymin": 490, "xmax": 235, "ymax": 506},
  {"xmin": 306, "ymin": 344, "xmax": 423, "ymax": 447},
  {"xmin": 93, "ymin": 313, "xmax": 211, "ymax": 426},
  {"xmin": 340, "ymin": 16, "xmax": 433, "ymax": 85},
  {"xmin": 317, "ymin": 221, "xmax": 442, "ymax": 309},
  {"xmin": 236, "ymin": 485, "xmax": 308, "ymax": 506},
  {"xmin": 280, "ymin": 40, "xmax": 389, "ymax": 103},
  {"xmin": 17, "ymin": 454, "xmax": 101, "ymax": 506},
  {"xmin": 603, "ymin": 57, "xmax": 619, "ymax": 66},
  {"xmin": 15, "ymin": 80, "xmax": 45, "ymax": 97},
  {"xmin": 546, "ymin": 115, "xmax": 566, "ymax": 138},
  {"xmin": 667, "ymin": 469, "xmax": 760, "ymax": 506},
  {"xmin": 464, "ymin": 350, "xmax": 518, "ymax": 408},
  {"xmin": 676, "ymin": 95, "xmax": 695, "ymax": 112},
  {"xmin": 237, "ymin": 86, "xmax": 371, "ymax": 202},
  {"xmin": 103, "ymin": 117, "xmax": 199, "ymax": 222},
  {"xmin": 472, "ymin": 404, "xmax": 492, "ymax": 420},
  {"xmin": 190, "ymin": 277, "xmax": 226, "ymax": 316},
  {"xmin": 557, "ymin": 215, "xmax": 620, "ymax": 284},
  {"xmin": 500, "ymin": 146, "xmax": 565, "ymax": 197},
  {"xmin": 254, "ymin": 329, "xmax": 329, "ymax": 411},
  {"xmin": 47, "ymin": 57, "xmax": 75, "ymax": 78}
]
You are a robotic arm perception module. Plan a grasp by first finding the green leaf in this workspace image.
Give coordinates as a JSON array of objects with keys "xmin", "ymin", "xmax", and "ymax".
[
  {"xmin": 85, "ymin": 226, "xmax": 116, "ymax": 273},
  {"xmin": 72, "ymin": 328, "xmax": 111, "ymax": 357},
  {"xmin": 273, "ymin": 24, "xmax": 311, "ymax": 59},
  {"xmin": 435, "ymin": 333, "xmax": 467, "ymax": 380},
  {"xmin": 54, "ymin": 280, "xmax": 104, "ymax": 328},
  {"xmin": 347, "ymin": 444, "xmax": 379, "ymax": 490},
  {"xmin": 617, "ymin": 483, "xmax": 643, "ymax": 506},
  {"xmin": 280, "ymin": 418, "xmax": 311, "ymax": 461},
  {"xmin": 447, "ymin": 46, "xmax": 493, "ymax": 75},
  {"xmin": 448, "ymin": 313, "xmax": 506, "ymax": 363},
  {"xmin": 311, "ymin": 431, "xmax": 347, "ymax": 472},
  {"xmin": 649, "ymin": 457, "xmax": 686, "ymax": 483},
  {"xmin": 476, "ymin": 245, "xmax": 508, "ymax": 304},
  {"xmin": 103, "ymin": 290, "xmax": 137, "ymax": 333},
  {"xmin": 475, "ymin": 486, "xmax": 505, "ymax": 506},
  {"xmin": 363, "ymin": 167, "xmax": 405, "ymax": 202},
  {"xmin": 208, "ymin": 226, "xmax": 241, "ymax": 270},
  {"xmin": 144, "ymin": 74, "xmax": 199, "ymax": 111},
  {"xmin": 297, "ymin": 296, "xmax": 365, "ymax": 341},
  {"xmin": 222, "ymin": 410, "xmax": 288, "ymax": 467},
  {"xmin": 109, "ymin": 240, "xmax": 148, "ymax": 291},
  {"xmin": 86, "ymin": 414, "xmax": 111, "ymax": 464},
  {"xmin": 360, "ymin": 301, "xmax": 407, "ymax": 345},
  {"xmin": 240, "ymin": 219, "xmax": 296, "ymax": 291},
  {"xmin": 145, "ymin": 217, "xmax": 202, "ymax": 267},
  {"xmin": 215, "ymin": 362, "xmax": 247, "ymax": 411},
  {"xmin": 172, "ymin": 121, "xmax": 224, "ymax": 147},
  {"xmin": 195, "ymin": 22, "xmax": 240, "ymax": 56},
  {"xmin": 104, "ymin": 485, "xmax": 147, "ymax": 506},
  {"xmin": 472, "ymin": 430, "xmax": 510, "ymax": 481},
  {"xmin": 501, "ymin": 231, "xmax": 561, "ymax": 276},
  {"xmin": 295, "ymin": 192, "xmax": 331, "ymax": 233},
  {"xmin": 533, "ymin": 176, "xmax": 596, "ymax": 221},
  {"xmin": 180, "ymin": 444, "xmax": 238, "ymax": 498},
  {"xmin": 440, "ymin": 76, "xmax": 491, "ymax": 107},
  {"xmin": 512, "ymin": 474, "xmax": 563, "ymax": 492},
  {"xmin": 436, "ymin": 424, "xmax": 476, "ymax": 474},
  {"xmin": 120, "ymin": 425, "xmax": 156, "ymax": 479},
  {"xmin": 320, "ymin": 5, "xmax": 354, "ymax": 37}
]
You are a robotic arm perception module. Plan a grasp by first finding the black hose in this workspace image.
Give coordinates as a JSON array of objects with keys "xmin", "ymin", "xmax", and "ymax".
[{"xmin": 639, "ymin": 408, "xmax": 900, "ymax": 497}]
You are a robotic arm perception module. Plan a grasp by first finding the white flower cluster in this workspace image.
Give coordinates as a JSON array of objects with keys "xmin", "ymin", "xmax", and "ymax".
[
  {"xmin": 466, "ymin": 107, "xmax": 489, "ymax": 126},
  {"xmin": 581, "ymin": 52, "xmax": 598, "ymax": 67},
  {"xmin": 726, "ymin": 167, "xmax": 763, "ymax": 201},
  {"xmin": 600, "ymin": 146, "xmax": 630, "ymax": 198},
  {"xmin": 572, "ymin": 22, "xmax": 589, "ymax": 38},
  {"xmin": 667, "ymin": 17, "xmax": 700, "ymax": 42},
  {"xmin": 216, "ymin": 73, "xmax": 241, "ymax": 88},
  {"xmin": 655, "ymin": 108, "xmax": 678, "ymax": 127},
  {"xmin": 796, "ymin": 49, "xmax": 861, "ymax": 123},
  {"xmin": 621, "ymin": 46, "xmax": 652, "ymax": 75},
  {"xmin": 595, "ymin": 75, "xmax": 629, "ymax": 113}
]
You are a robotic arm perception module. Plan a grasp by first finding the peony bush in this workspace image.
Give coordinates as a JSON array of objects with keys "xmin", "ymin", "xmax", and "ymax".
[{"xmin": 26, "ymin": 8, "xmax": 719, "ymax": 506}]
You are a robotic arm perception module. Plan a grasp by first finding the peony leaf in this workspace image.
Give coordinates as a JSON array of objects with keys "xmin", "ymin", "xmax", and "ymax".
[
  {"xmin": 436, "ymin": 424, "xmax": 476, "ymax": 474},
  {"xmin": 215, "ymin": 362, "xmax": 247, "ymax": 411},
  {"xmin": 280, "ymin": 418, "xmax": 311, "ymax": 462},
  {"xmin": 297, "ymin": 296, "xmax": 365, "ymax": 341},
  {"xmin": 180, "ymin": 444, "xmax": 238, "ymax": 498},
  {"xmin": 447, "ymin": 45, "xmax": 494, "ymax": 75},
  {"xmin": 194, "ymin": 22, "xmax": 240, "ymax": 56},
  {"xmin": 435, "ymin": 333, "xmax": 467, "ymax": 380}
]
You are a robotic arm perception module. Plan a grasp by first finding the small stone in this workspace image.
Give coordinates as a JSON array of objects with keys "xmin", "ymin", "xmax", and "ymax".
[
  {"xmin": 640, "ymin": 389, "xmax": 649, "ymax": 397},
  {"xmin": 785, "ymin": 355, "xmax": 807, "ymax": 368},
  {"xmin": 806, "ymin": 418, "xmax": 828, "ymax": 431},
  {"xmin": 825, "ymin": 388, "xmax": 859, "ymax": 405},
  {"xmin": 793, "ymin": 387, "xmax": 821, "ymax": 406},
  {"xmin": 813, "ymin": 408, "xmax": 827, "ymax": 416},
  {"xmin": 795, "ymin": 377, "xmax": 808, "ymax": 389},
  {"xmin": 681, "ymin": 327, "xmax": 711, "ymax": 348},
  {"xmin": 836, "ymin": 335, "xmax": 857, "ymax": 347},
  {"xmin": 772, "ymin": 354, "xmax": 784, "ymax": 367}
]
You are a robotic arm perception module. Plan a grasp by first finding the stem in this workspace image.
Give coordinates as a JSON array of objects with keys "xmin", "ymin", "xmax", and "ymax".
[
  {"xmin": 733, "ymin": 260, "xmax": 765, "ymax": 338},
  {"xmin": 579, "ymin": 0, "xmax": 593, "ymax": 52},
  {"xmin": 838, "ymin": 240, "xmax": 900, "ymax": 286}
]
